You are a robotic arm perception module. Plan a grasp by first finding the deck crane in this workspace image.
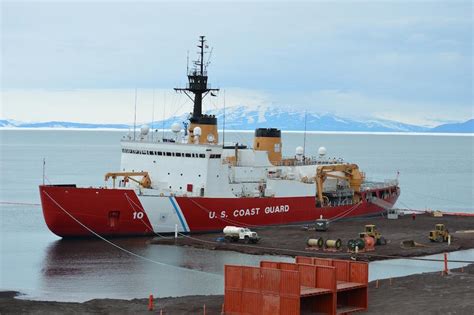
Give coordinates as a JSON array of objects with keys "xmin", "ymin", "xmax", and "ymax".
[{"xmin": 315, "ymin": 164, "xmax": 364, "ymax": 207}]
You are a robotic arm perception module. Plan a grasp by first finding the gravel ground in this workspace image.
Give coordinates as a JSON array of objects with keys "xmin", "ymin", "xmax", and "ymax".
[
  {"xmin": 1, "ymin": 265, "xmax": 473, "ymax": 314},
  {"xmin": 151, "ymin": 213, "xmax": 474, "ymax": 261}
]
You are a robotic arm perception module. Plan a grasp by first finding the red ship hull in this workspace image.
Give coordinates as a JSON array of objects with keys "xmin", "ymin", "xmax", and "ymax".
[{"xmin": 39, "ymin": 185, "xmax": 400, "ymax": 238}]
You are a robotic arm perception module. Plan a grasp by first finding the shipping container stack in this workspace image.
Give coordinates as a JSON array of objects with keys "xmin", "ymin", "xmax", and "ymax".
[{"xmin": 223, "ymin": 256, "xmax": 368, "ymax": 315}]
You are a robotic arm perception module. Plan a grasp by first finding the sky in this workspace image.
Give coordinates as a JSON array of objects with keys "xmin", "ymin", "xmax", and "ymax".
[{"xmin": 1, "ymin": 0, "xmax": 472, "ymax": 126}]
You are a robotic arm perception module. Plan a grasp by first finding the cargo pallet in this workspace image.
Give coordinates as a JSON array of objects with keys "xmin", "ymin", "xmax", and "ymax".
[{"xmin": 223, "ymin": 256, "xmax": 368, "ymax": 315}]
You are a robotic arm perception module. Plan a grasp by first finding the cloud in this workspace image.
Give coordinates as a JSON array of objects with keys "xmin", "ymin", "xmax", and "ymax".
[{"xmin": 1, "ymin": 1, "xmax": 472, "ymax": 125}]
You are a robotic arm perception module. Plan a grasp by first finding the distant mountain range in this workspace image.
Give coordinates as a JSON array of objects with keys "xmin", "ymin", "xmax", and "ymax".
[
  {"xmin": 429, "ymin": 119, "xmax": 474, "ymax": 133},
  {"xmin": 1, "ymin": 106, "xmax": 472, "ymax": 133}
]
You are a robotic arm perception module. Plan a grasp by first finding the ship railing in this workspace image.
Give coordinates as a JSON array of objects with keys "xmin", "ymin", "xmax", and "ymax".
[
  {"xmin": 362, "ymin": 179, "xmax": 398, "ymax": 190},
  {"xmin": 275, "ymin": 157, "xmax": 346, "ymax": 167},
  {"xmin": 188, "ymin": 69, "xmax": 208, "ymax": 77},
  {"xmin": 325, "ymin": 198, "xmax": 354, "ymax": 207}
]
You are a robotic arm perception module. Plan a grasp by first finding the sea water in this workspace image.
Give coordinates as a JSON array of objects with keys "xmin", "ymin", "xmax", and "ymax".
[{"xmin": 0, "ymin": 130, "xmax": 473, "ymax": 301}]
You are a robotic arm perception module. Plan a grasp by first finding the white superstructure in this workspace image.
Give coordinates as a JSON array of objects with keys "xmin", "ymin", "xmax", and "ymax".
[{"xmin": 119, "ymin": 130, "xmax": 352, "ymax": 201}]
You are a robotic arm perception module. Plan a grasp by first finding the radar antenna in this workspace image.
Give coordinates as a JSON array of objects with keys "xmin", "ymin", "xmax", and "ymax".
[{"xmin": 174, "ymin": 36, "xmax": 219, "ymax": 123}]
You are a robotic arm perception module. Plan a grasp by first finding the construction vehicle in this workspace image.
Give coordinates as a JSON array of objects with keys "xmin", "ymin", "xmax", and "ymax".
[
  {"xmin": 315, "ymin": 218, "xmax": 329, "ymax": 231},
  {"xmin": 359, "ymin": 224, "xmax": 386, "ymax": 245},
  {"xmin": 429, "ymin": 224, "xmax": 451, "ymax": 242}
]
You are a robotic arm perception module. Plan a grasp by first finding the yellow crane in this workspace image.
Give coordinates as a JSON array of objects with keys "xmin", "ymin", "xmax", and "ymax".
[
  {"xmin": 104, "ymin": 172, "xmax": 151, "ymax": 189},
  {"xmin": 315, "ymin": 164, "xmax": 364, "ymax": 207}
]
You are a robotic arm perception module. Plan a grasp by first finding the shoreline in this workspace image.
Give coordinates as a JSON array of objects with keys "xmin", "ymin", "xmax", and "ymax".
[{"xmin": 2, "ymin": 264, "xmax": 473, "ymax": 314}]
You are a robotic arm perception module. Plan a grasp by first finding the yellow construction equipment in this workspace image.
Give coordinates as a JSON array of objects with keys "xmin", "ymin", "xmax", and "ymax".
[
  {"xmin": 359, "ymin": 224, "xmax": 386, "ymax": 245},
  {"xmin": 315, "ymin": 164, "xmax": 364, "ymax": 207},
  {"xmin": 104, "ymin": 172, "xmax": 151, "ymax": 189},
  {"xmin": 429, "ymin": 224, "xmax": 451, "ymax": 242}
]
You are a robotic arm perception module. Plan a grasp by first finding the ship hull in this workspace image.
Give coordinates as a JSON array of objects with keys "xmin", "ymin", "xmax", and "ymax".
[{"xmin": 39, "ymin": 185, "xmax": 400, "ymax": 238}]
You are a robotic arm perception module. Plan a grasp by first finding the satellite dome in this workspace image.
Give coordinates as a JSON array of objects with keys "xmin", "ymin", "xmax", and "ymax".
[
  {"xmin": 295, "ymin": 146, "xmax": 304, "ymax": 155},
  {"xmin": 193, "ymin": 126, "xmax": 202, "ymax": 136},
  {"xmin": 140, "ymin": 125, "xmax": 150, "ymax": 135},
  {"xmin": 318, "ymin": 146, "xmax": 327, "ymax": 156},
  {"xmin": 171, "ymin": 122, "xmax": 181, "ymax": 133}
]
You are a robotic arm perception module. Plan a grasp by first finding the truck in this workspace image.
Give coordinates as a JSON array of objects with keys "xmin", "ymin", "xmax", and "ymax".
[{"xmin": 223, "ymin": 226, "xmax": 260, "ymax": 244}]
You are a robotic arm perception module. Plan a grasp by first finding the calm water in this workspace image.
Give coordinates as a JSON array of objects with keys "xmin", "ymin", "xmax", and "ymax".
[{"xmin": 1, "ymin": 130, "xmax": 473, "ymax": 301}]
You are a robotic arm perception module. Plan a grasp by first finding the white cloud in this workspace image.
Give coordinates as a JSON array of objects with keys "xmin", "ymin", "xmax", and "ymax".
[{"xmin": 1, "ymin": 1, "xmax": 471, "ymax": 126}]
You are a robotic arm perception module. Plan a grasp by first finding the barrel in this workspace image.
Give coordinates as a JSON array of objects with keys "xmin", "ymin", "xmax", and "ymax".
[
  {"xmin": 325, "ymin": 239, "xmax": 342, "ymax": 249},
  {"xmin": 307, "ymin": 237, "xmax": 324, "ymax": 248}
]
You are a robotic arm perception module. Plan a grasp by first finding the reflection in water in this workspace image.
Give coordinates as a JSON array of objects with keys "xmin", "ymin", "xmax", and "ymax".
[
  {"xmin": 41, "ymin": 238, "xmax": 150, "ymax": 278},
  {"xmin": 14, "ymin": 236, "xmax": 474, "ymax": 302},
  {"xmin": 37, "ymin": 238, "xmax": 290, "ymax": 302}
]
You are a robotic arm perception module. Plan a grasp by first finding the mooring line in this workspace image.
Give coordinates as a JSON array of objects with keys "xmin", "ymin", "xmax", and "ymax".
[{"xmin": 42, "ymin": 190, "xmax": 221, "ymax": 277}]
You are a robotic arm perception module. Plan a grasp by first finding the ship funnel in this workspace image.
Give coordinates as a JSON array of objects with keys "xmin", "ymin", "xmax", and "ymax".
[{"xmin": 253, "ymin": 128, "xmax": 282, "ymax": 165}]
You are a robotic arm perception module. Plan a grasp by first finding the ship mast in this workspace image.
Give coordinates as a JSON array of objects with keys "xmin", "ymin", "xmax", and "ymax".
[{"xmin": 174, "ymin": 36, "xmax": 219, "ymax": 144}]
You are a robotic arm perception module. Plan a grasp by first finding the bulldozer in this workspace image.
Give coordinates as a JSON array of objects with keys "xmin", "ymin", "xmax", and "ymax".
[
  {"xmin": 359, "ymin": 224, "xmax": 386, "ymax": 245},
  {"xmin": 429, "ymin": 224, "xmax": 451, "ymax": 242}
]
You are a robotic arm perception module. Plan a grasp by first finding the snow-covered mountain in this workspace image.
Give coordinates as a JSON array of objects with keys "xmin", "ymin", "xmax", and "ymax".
[
  {"xmin": 1, "ymin": 105, "xmax": 472, "ymax": 133},
  {"xmin": 430, "ymin": 119, "xmax": 473, "ymax": 133},
  {"xmin": 147, "ymin": 105, "xmax": 429, "ymax": 132},
  {"xmin": 0, "ymin": 119, "xmax": 129, "ymax": 129}
]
